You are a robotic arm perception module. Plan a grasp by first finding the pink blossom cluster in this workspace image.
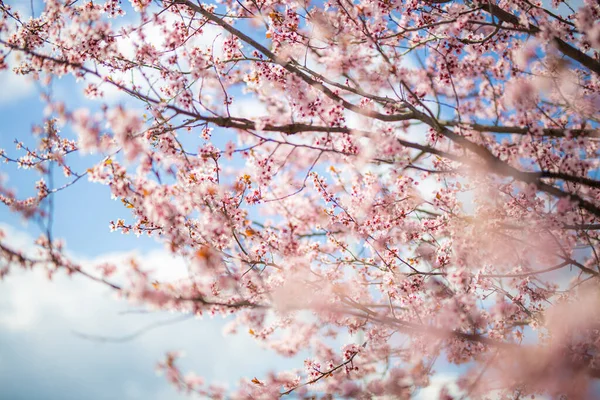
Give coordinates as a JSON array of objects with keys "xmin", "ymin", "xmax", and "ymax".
[{"xmin": 2, "ymin": 0, "xmax": 600, "ymax": 398}]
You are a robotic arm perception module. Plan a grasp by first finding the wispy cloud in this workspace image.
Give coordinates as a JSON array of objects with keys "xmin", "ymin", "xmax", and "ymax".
[
  {"xmin": 0, "ymin": 223, "xmax": 298, "ymax": 399},
  {"xmin": 0, "ymin": 55, "xmax": 36, "ymax": 106}
]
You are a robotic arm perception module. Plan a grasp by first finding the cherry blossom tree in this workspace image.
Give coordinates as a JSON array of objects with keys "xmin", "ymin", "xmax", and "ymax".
[{"xmin": 2, "ymin": 0, "xmax": 600, "ymax": 398}]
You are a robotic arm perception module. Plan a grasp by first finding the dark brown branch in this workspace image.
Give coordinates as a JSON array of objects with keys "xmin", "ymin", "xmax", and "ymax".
[
  {"xmin": 441, "ymin": 121, "xmax": 600, "ymax": 138},
  {"xmin": 482, "ymin": 3, "xmax": 600, "ymax": 75}
]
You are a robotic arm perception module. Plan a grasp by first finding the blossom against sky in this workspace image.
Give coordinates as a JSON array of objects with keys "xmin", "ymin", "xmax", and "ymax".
[
  {"xmin": 3, "ymin": 0, "xmax": 600, "ymax": 398},
  {"xmin": 0, "ymin": 2, "xmax": 294, "ymax": 399}
]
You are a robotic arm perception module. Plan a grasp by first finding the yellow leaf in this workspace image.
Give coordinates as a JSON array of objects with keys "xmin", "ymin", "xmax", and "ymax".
[
  {"xmin": 151, "ymin": 281, "xmax": 160, "ymax": 289},
  {"xmin": 104, "ymin": 158, "xmax": 112, "ymax": 165},
  {"xmin": 265, "ymin": 32, "xmax": 272, "ymax": 39},
  {"xmin": 245, "ymin": 228, "xmax": 256, "ymax": 237},
  {"xmin": 251, "ymin": 377, "xmax": 262, "ymax": 385},
  {"xmin": 126, "ymin": 204, "xmax": 134, "ymax": 209},
  {"xmin": 248, "ymin": 328, "xmax": 255, "ymax": 335}
]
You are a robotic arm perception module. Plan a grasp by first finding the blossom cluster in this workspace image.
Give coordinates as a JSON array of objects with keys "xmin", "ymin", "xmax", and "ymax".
[{"xmin": 1, "ymin": 0, "xmax": 600, "ymax": 398}]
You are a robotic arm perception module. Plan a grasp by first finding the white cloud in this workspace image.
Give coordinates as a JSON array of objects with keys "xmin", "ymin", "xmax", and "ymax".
[
  {"xmin": 229, "ymin": 96, "xmax": 269, "ymax": 119},
  {"xmin": 0, "ymin": 223, "xmax": 300, "ymax": 399},
  {"xmin": 414, "ymin": 373, "xmax": 462, "ymax": 399},
  {"xmin": 0, "ymin": 222, "xmax": 188, "ymax": 331},
  {"xmin": 0, "ymin": 221, "xmax": 487, "ymax": 399},
  {"xmin": 0, "ymin": 55, "xmax": 36, "ymax": 105}
]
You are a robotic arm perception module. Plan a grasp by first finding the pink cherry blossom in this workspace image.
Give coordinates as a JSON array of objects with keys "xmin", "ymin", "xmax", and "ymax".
[{"xmin": 2, "ymin": 0, "xmax": 600, "ymax": 398}]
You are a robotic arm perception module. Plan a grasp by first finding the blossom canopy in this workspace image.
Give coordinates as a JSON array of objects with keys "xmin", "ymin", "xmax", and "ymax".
[{"xmin": 2, "ymin": 0, "xmax": 600, "ymax": 398}]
